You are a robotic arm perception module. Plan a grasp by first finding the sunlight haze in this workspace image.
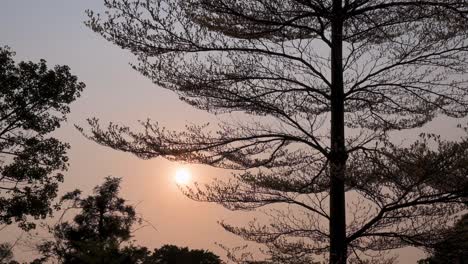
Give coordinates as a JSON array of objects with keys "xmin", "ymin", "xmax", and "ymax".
[{"xmin": 1, "ymin": 1, "xmax": 465, "ymax": 263}]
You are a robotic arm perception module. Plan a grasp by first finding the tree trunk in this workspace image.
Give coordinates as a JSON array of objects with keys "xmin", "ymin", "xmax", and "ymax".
[{"xmin": 329, "ymin": 0, "xmax": 347, "ymax": 263}]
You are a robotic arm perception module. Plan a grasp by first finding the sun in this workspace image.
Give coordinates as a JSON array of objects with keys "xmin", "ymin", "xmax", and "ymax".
[{"xmin": 175, "ymin": 168, "xmax": 191, "ymax": 185}]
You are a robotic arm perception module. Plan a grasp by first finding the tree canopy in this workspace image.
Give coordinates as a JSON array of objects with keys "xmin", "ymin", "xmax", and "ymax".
[
  {"xmin": 418, "ymin": 213, "xmax": 468, "ymax": 264},
  {"xmin": 147, "ymin": 244, "xmax": 222, "ymax": 264},
  {"xmin": 85, "ymin": 1, "xmax": 468, "ymax": 263},
  {"xmin": 35, "ymin": 177, "xmax": 223, "ymax": 264},
  {"xmin": 0, "ymin": 46, "xmax": 84, "ymax": 230},
  {"xmin": 36, "ymin": 177, "xmax": 138, "ymax": 264}
]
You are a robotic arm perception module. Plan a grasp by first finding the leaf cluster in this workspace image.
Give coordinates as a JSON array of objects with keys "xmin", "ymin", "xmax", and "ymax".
[{"xmin": 0, "ymin": 46, "xmax": 84, "ymax": 230}]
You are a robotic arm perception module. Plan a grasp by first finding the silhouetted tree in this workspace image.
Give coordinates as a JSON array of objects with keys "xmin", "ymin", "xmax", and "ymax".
[
  {"xmin": 156, "ymin": 245, "xmax": 221, "ymax": 264},
  {"xmin": 143, "ymin": 245, "xmax": 222, "ymax": 264},
  {"xmin": 418, "ymin": 213, "xmax": 468, "ymax": 264},
  {"xmin": 36, "ymin": 177, "xmax": 139, "ymax": 264},
  {"xmin": 0, "ymin": 46, "xmax": 84, "ymax": 231},
  {"xmin": 35, "ymin": 177, "xmax": 223, "ymax": 264},
  {"xmin": 84, "ymin": 1, "xmax": 468, "ymax": 263},
  {"xmin": 117, "ymin": 244, "xmax": 223, "ymax": 264}
]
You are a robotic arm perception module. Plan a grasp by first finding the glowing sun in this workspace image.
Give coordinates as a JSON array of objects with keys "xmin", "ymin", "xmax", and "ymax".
[{"xmin": 175, "ymin": 168, "xmax": 191, "ymax": 185}]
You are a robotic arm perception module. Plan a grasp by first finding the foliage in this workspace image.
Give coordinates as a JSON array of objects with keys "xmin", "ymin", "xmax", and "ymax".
[
  {"xmin": 0, "ymin": 46, "xmax": 84, "ymax": 230},
  {"xmin": 418, "ymin": 213, "xmax": 468, "ymax": 264},
  {"xmin": 36, "ymin": 177, "xmax": 139, "ymax": 264},
  {"xmin": 141, "ymin": 244, "xmax": 222, "ymax": 264},
  {"xmin": 84, "ymin": 1, "xmax": 468, "ymax": 263},
  {"xmin": 35, "ymin": 177, "xmax": 223, "ymax": 264}
]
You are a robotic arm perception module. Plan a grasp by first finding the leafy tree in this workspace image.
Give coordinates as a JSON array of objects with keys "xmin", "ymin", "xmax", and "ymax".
[
  {"xmin": 117, "ymin": 244, "xmax": 223, "ymax": 264},
  {"xmin": 155, "ymin": 245, "xmax": 221, "ymax": 264},
  {"xmin": 418, "ymin": 213, "xmax": 468, "ymax": 264},
  {"xmin": 36, "ymin": 177, "xmax": 223, "ymax": 264},
  {"xmin": 143, "ymin": 245, "xmax": 222, "ymax": 264},
  {"xmin": 0, "ymin": 46, "xmax": 84, "ymax": 230},
  {"xmin": 84, "ymin": 1, "xmax": 468, "ymax": 263},
  {"xmin": 37, "ymin": 177, "xmax": 139, "ymax": 264}
]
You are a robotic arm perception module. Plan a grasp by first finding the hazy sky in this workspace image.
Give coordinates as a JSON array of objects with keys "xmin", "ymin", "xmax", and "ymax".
[
  {"xmin": 1, "ymin": 1, "xmax": 463, "ymax": 263},
  {"xmin": 0, "ymin": 0, "xmax": 249, "ymax": 260}
]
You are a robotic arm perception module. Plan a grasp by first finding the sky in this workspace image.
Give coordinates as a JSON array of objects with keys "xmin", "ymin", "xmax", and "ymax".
[
  {"xmin": 0, "ymin": 1, "xmax": 464, "ymax": 263},
  {"xmin": 0, "ymin": 0, "xmax": 250, "ymax": 261}
]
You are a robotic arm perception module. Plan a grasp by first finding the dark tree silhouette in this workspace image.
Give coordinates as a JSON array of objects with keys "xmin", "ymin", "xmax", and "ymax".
[
  {"xmin": 35, "ymin": 177, "xmax": 223, "ymax": 264},
  {"xmin": 148, "ymin": 244, "xmax": 222, "ymax": 264},
  {"xmin": 36, "ymin": 177, "xmax": 139, "ymax": 264},
  {"xmin": 84, "ymin": 1, "xmax": 468, "ymax": 263},
  {"xmin": 0, "ymin": 46, "xmax": 84, "ymax": 231},
  {"xmin": 418, "ymin": 213, "xmax": 468, "ymax": 264}
]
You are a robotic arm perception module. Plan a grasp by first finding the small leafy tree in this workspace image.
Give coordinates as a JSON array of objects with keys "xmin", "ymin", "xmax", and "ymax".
[
  {"xmin": 36, "ymin": 177, "xmax": 139, "ymax": 264},
  {"xmin": 0, "ymin": 46, "xmax": 84, "ymax": 230},
  {"xmin": 146, "ymin": 244, "xmax": 222, "ymax": 264},
  {"xmin": 35, "ymin": 177, "xmax": 223, "ymax": 264},
  {"xmin": 84, "ymin": 1, "xmax": 468, "ymax": 263}
]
